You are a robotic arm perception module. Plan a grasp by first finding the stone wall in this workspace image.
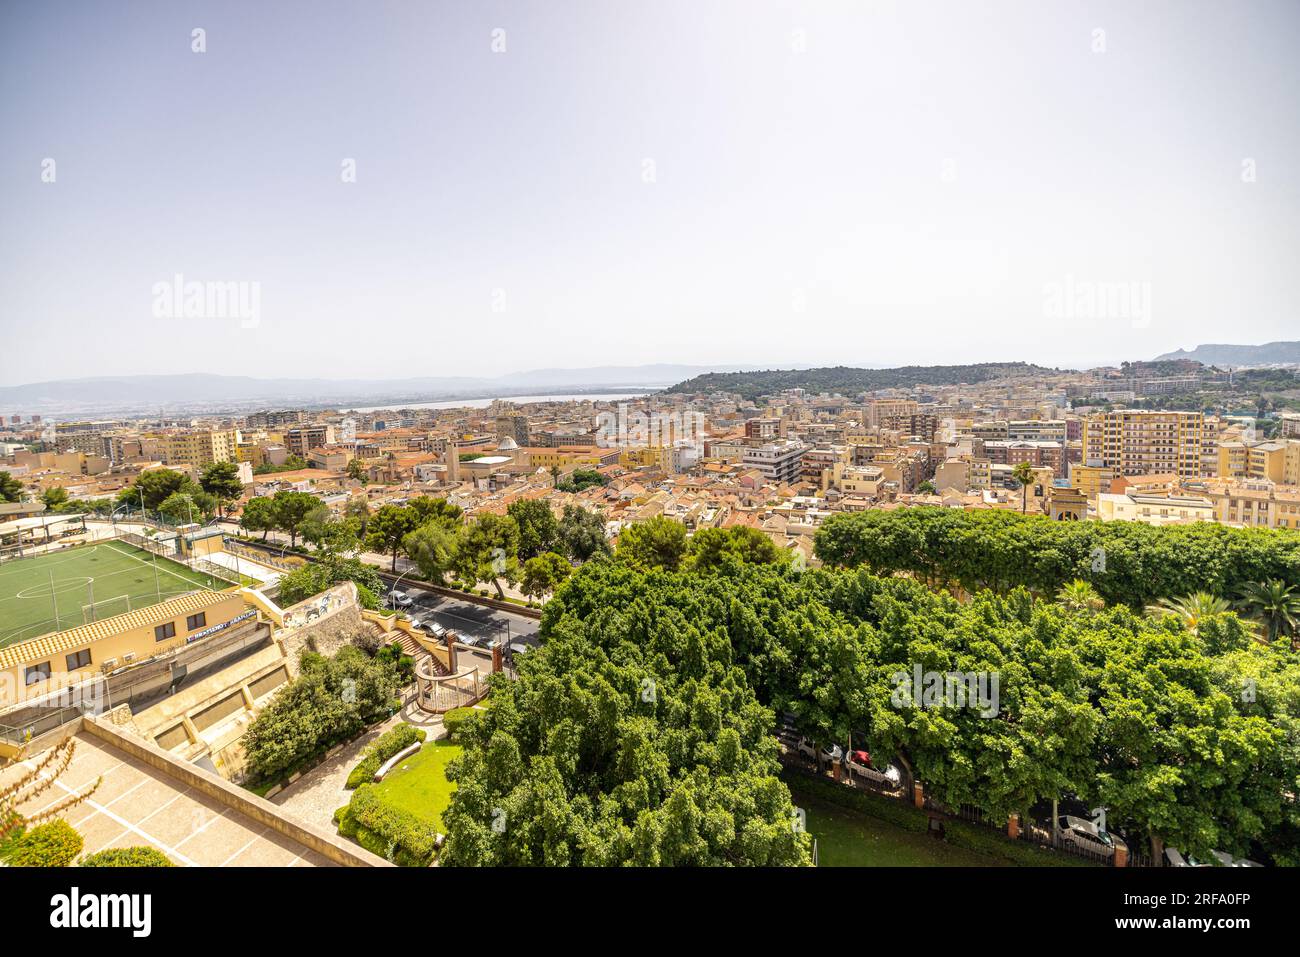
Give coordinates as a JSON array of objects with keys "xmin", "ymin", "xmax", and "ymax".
[{"xmin": 277, "ymin": 581, "xmax": 368, "ymax": 675}]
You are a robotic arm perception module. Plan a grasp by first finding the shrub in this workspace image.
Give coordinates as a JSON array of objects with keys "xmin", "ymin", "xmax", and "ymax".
[
  {"xmin": 81, "ymin": 847, "xmax": 174, "ymax": 867},
  {"xmin": 242, "ymin": 645, "xmax": 403, "ymax": 784},
  {"xmin": 375, "ymin": 642, "xmax": 415, "ymax": 681},
  {"xmin": 346, "ymin": 724, "xmax": 427, "ymax": 789},
  {"xmin": 442, "ymin": 707, "xmax": 477, "ymax": 740},
  {"xmin": 3, "ymin": 820, "xmax": 83, "ymax": 867},
  {"xmin": 346, "ymin": 785, "xmax": 439, "ymax": 866}
]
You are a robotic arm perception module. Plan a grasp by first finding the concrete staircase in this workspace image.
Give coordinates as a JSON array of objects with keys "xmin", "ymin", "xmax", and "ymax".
[{"xmin": 377, "ymin": 624, "xmax": 451, "ymax": 676}]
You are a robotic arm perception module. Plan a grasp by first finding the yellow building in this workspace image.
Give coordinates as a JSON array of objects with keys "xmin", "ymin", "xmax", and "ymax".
[
  {"xmin": 1068, "ymin": 463, "xmax": 1117, "ymax": 500},
  {"xmin": 1081, "ymin": 411, "xmax": 1205, "ymax": 479},
  {"xmin": 619, "ymin": 446, "xmax": 675, "ymax": 471},
  {"xmin": 0, "ymin": 591, "xmax": 253, "ymax": 710},
  {"xmin": 1217, "ymin": 439, "xmax": 1300, "ymax": 485},
  {"xmin": 144, "ymin": 429, "xmax": 240, "ymax": 467},
  {"xmin": 526, "ymin": 446, "xmax": 620, "ymax": 471}
]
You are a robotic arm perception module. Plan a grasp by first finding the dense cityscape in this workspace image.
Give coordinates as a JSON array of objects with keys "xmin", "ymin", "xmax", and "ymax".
[{"xmin": 4, "ymin": 0, "xmax": 1297, "ymax": 939}]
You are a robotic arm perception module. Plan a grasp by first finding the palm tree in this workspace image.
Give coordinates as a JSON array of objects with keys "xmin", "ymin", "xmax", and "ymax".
[
  {"xmin": 1011, "ymin": 461, "xmax": 1036, "ymax": 514},
  {"xmin": 1057, "ymin": 579, "xmax": 1104, "ymax": 613},
  {"xmin": 1235, "ymin": 579, "xmax": 1300, "ymax": 642},
  {"xmin": 1144, "ymin": 592, "xmax": 1231, "ymax": 636}
]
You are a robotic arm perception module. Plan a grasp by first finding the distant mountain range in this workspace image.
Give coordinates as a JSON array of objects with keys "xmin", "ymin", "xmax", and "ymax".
[
  {"xmin": 1153, "ymin": 341, "xmax": 1300, "ymax": 366},
  {"xmin": 0, "ymin": 365, "xmax": 755, "ymax": 418}
]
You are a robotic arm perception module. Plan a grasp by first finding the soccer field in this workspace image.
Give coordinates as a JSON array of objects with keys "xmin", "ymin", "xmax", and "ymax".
[{"xmin": 0, "ymin": 541, "xmax": 228, "ymax": 648}]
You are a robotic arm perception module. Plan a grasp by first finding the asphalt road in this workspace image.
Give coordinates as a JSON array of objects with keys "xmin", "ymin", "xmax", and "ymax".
[{"xmin": 402, "ymin": 585, "xmax": 541, "ymax": 648}]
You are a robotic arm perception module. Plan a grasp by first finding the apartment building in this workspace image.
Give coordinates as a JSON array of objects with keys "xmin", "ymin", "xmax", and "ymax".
[
  {"xmin": 619, "ymin": 445, "xmax": 679, "ymax": 472},
  {"xmin": 742, "ymin": 440, "xmax": 807, "ymax": 485},
  {"xmin": 1096, "ymin": 491, "xmax": 1215, "ymax": 525},
  {"xmin": 1008, "ymin": 420, "xmax": 1067, "ymax": 443},
  {"xmin": 744, "ymin": 417, "xmax": 781, "ymax": 440},
  {"xmin": 983, "ymin": 440, "xmax": 1063, "ymax": 473},
  {"xmin": 307, "ymin": 446, "xmax": 352, "ymax": 472},
  {"xmin": 143, "ymin": 429, "xmax": 239, "ymax": 467},
  {"xmin": 866, "ymin": 399, "xmax": 918, "ymax": 429},
  {"xmin": 1187, "ymin": 479, "xmax": 1300, "ymax": 530},
  {"xmin": 1217, "ymin": 439, "xmax": 1300, "ymax": 486},
  {"xmin": 828, "ymin": 463, "xmax": 887, "ymax": 497},
  {"xmin": 284, "ymin": 425, "xmax": 335, "ymax": 457},
  {"xmin": 800, "ymin": 447, "xmax": 846, "ymax": 484},
  {"xmin": 495, "ymin": 413, "xmax": 530, "ymax": 447},
  {"xmin": 1081, "ymin": 410, "xmax": 1206, "ymax": 479},
  {"xmin": 245, "ymin": 409, "xmax": 305, "ymax": 428}
]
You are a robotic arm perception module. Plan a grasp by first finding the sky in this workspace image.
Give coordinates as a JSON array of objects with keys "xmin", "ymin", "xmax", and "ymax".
[{"xmin": 2, "ymin": 0, "xmax": 1299, "ymax": 386}]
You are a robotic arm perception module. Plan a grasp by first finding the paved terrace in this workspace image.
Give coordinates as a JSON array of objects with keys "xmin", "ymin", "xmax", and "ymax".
[{"xmin": 3, "ymin": 726, "xmax": 383, "ymax": 866}]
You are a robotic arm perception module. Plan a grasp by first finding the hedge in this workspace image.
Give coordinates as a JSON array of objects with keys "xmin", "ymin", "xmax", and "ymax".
[
  {"xmin": 81, "ymin": 847, "xmax": 175, "ymax": 867},
  {"xmin": 2, "ymin": 820, "xmax": 84, "ymax": 867},
  {"xmin": 336, "ymin": 784, "xmax": 438, "ymax": 866},
  {"xmin": 345, "ymin": 724, "xmax": 428, "ymax": 790},
  {"xmin": 442, "ymin": 707, "xmax": 477, "ymax": 740}
]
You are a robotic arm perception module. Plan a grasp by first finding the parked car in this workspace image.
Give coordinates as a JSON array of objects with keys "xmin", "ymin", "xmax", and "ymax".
[
  {"xmin": 1166, "ymin": 847, "xmax": 1262, "ymax": 867},
  {"xmin": 796, "ymin": 737, "xmax": 818, "ymax": 762},
  {"xmin": 388, "ymin": 590, "xmax": 413, "ymax": 608},
  {"xmin": 1057, "ymin": 815, "xmax": 1122, "ymax": 860},
  {"xmin": 847, "ymin": 750, "xmax": 903, "ymax": 789}
]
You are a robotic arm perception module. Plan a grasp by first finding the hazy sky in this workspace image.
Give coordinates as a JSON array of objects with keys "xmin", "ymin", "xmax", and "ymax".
[{"xmin": 3, "ymin": 0, "xmax": 1298, "ymax": 386}]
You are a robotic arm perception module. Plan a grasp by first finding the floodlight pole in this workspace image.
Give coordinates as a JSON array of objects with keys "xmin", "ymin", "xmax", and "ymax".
[
  {"xmin": 48, "ymin": 568, "xmax": 61, "ymax": 630},
  {"xmin": 150, "ymin": 543, "xmax": 162, "ymax": 602}
]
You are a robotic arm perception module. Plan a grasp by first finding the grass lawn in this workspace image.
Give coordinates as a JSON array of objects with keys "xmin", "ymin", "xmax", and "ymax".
[
  {"xmin": 795, "ymin": 791, "xmax": 1008, "ymax": 867},
  {"xmin": 0, "ymin": 541, "xmax": 228, "ymax": 647},
  {"xmin": 369, "ymin": 739, "xmax": 462, "ymax": 832}
]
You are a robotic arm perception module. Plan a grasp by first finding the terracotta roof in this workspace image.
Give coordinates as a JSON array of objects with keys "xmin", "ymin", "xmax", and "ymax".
[{"xmin": 0, "ymin": 590, "xmax": 232, "ymax": 669}]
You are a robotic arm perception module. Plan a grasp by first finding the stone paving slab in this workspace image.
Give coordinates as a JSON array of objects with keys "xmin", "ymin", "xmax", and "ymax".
[{"xmin": 5, "ymin": 733, "xmax": 335, "ymax": 866}]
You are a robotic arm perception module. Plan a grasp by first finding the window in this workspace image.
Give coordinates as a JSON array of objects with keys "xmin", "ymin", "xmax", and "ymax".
[
  {"xmin": 25, "ymin": 662, "xmax": 51, "ymax": 686},
  {"xmin": 65, "ymin": 649, "xmax": 92, "ymax": 671},
  {"xmin": 186, "ymin": 612, "xmax": 207, "ymax": 631},
  {"xmin": 155, "ymin": 621, "xmax": 176, "ymax": 642}
]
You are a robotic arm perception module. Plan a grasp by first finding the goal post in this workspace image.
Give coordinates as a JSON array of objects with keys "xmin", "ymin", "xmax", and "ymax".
[{"xmin": 81, "ymin": 594, "xmax": 132, "ymax": 624}]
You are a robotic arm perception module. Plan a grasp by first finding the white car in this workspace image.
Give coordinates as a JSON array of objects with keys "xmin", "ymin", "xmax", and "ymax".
[
  {"xmin": 388, "ymin": 590, "xmax": 413, "ymax": 608},
  {"xmin": 1167, "ymin": 847, "xmax": 1263, "ymax": 868},
  {"xmin": 846, "ymin": 750, "xmax": 902, "ymax": 789},
  {"xmin": 1058, "ymin": 815, "xmax": 1122, "ymax": 860}
]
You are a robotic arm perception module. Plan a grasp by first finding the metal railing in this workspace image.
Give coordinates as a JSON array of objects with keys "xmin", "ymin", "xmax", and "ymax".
[{"xmin": 0, "ymin": 705, "xmax": 86, "ymax": 746}]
